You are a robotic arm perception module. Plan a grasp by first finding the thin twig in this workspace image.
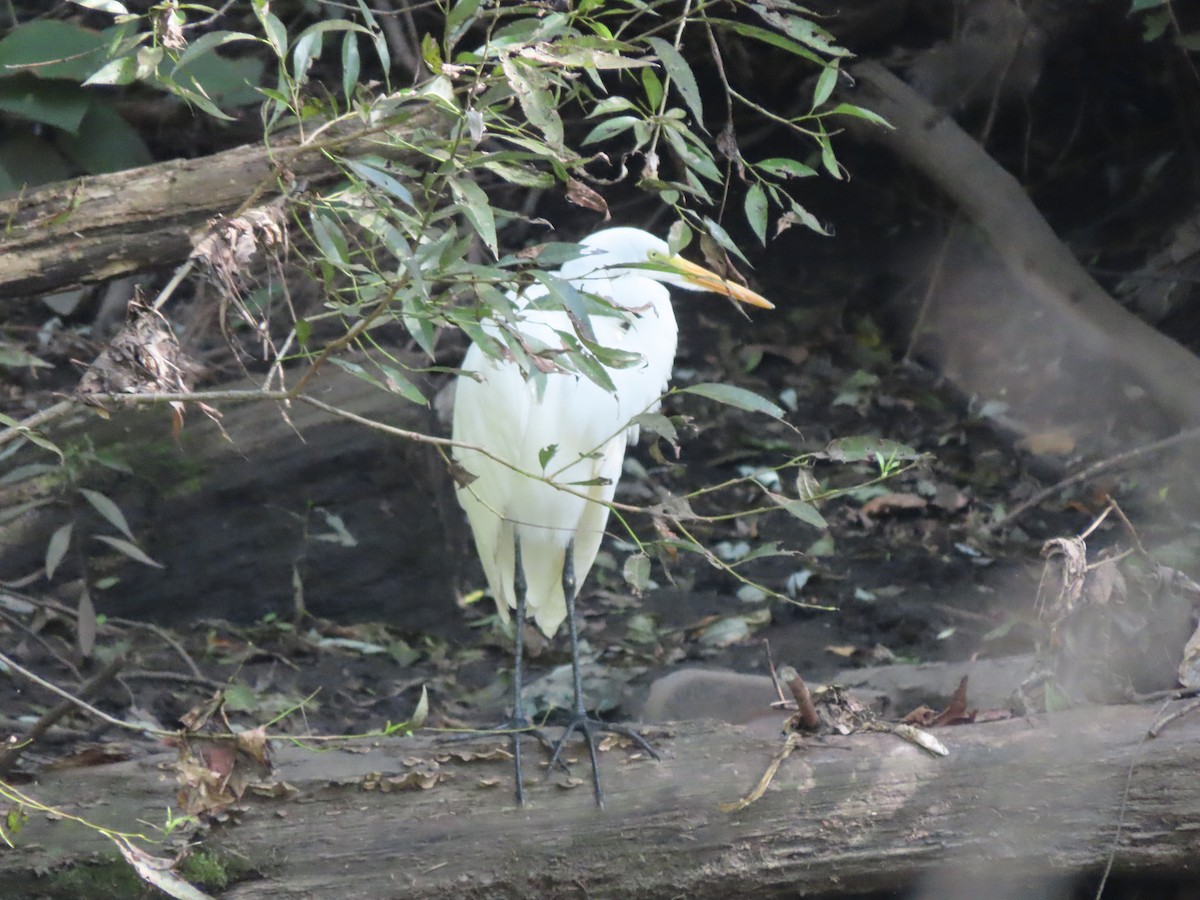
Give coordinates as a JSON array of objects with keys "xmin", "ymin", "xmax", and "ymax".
[
  {"xmin": 0, "ymin": 649, "xmax": 176, "ymax": 741},
  {"xmin": 0, "ymin": 653, "xmax": 128, "ymax": 775},
  {"xmin": 989, "ymin": 427, "xmax": 1200, "ymax": 531}
]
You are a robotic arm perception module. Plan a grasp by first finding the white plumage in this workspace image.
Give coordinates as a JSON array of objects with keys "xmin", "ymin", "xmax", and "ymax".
[
  {"xmin": 449, "ymin": 226, "xmax": 772, "ymax": 803},
  {"xmin": 453, "ymin": 229, "xmax": 680, "ymax": 636}
]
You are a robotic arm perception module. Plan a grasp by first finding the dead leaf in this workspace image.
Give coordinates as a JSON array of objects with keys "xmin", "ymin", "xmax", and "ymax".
[
  {"xmin": 565, "ymin": 179, "xmax": 610, "ymax": 219},
  {"xmin": 824, "ymin": 644, "xmax": 858, "ymax": 658},
  {"xmin": 859, "ymin": 492, "xmax": 927, "ymax": 520},
  {"xmin": 1017, "ymin": 428, "xmax": 1077, "ymax": 456}
]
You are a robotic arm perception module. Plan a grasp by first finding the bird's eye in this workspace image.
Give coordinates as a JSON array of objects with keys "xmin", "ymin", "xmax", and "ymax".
[{"xmin": 647, "ymin": 250, "xmax": 666, "ymax": 263}]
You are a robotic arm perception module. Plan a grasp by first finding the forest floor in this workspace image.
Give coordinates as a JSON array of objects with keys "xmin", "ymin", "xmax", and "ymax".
[{"xmin": 0, "ymin": 272, "xmax": 1132, "ymax": 780}]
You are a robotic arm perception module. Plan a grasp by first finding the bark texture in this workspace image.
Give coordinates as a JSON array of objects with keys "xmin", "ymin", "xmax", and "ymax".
[{"xmin": 7, "ymin": 704, "xmax": 1200, "ymax": 898}]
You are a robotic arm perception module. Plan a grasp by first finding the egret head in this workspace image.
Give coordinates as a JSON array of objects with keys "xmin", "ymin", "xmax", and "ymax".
[{"xmin": 562, "ymin": 227, "xmax": 774, "ymax": 310}]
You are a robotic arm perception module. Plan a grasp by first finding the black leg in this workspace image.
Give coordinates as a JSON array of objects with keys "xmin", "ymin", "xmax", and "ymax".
[
  {"xmin": 441, "ymin": 531, "xmax": 559, "ymax": 805},
  {"xmin": 510, "ymin": 532, "xmax": 530, "ymax": 805},
  {"xmin": 547, "ymin": 538, "xmax": 659, "ymax": 808}
]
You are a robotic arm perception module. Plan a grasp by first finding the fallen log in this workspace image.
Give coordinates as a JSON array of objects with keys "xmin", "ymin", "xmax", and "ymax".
[
  {"xmin": 0, "ymin": 102, "xmax": 441, "ymax": 300},
  {"xmin": 6, "ymin": 703, "xmax": 1199, "ymax": 898}
]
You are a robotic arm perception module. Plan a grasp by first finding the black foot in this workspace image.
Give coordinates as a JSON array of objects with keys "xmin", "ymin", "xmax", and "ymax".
[
  {"xmin": 547, "ymin": 714, "xmax": 660, "ymax": 808},
  {"xmin": 444, "ymin": 716, "xmax": 564, "ymax": 805}
]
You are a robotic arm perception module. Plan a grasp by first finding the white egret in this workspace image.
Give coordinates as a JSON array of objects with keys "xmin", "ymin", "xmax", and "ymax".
[{"xmin": 451, "ymin": 226, "xmax": 773, "ymax": 805}]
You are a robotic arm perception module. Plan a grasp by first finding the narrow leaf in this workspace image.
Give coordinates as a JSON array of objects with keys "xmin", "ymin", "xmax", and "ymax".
[
  {"xmin": 681, "ymin": 383, "xmax": 784, "ymax": 419},
  {"xmin": 823, "ymin": 436, "xmax": 920, "ymax": 463},
  {"xmin": 744, "ymin": 183, "xmax": 768, "ymax": 245},
  {"xmin": 645, "ymin": 36, "xmax": 704, "ymax": 126},
  {"xmin": 45, "ymin": 522, "xmax": 73, "ymax": 580},
  {"xmin": 812, "ymin": 64, "xmax": 838, "ymax": 109},
  {"xmin": 581, "ymin": 114, "xmax": 641, "ymax": 146},
  {"xmin": 341, "ymin": 30, "xmax": 361, "ymax": 100},
  {"xmin": 757, "ymin": 157, "xmax": 816, "ymax": 178},
  {"xmin": 93, "ymin": 534, "xmax": 164, "ymax": 568},
  {"xmin": 449, "ymin": 179, "xmax": 497, "ymax": 256},
  {"xmin": 623, "ymin": 553, "xmax": 651, "ymax": 592},
  {"xmin": 77, "ymin": 587, "xmax": 96, "ymax": 660},
  {"xmin": 411, "ymin": 684, "xmax": 429, "ymax": 728},
  {"xmin": 770, "ymin": 493, "xmax": 827, "ymax": 529},
  {"xmin": 345, "ymin": 160, "xmax": 416, "ymax": 208},
  {"xmin": 80, "ymin": 488, "xmax": 134, "ymax": 540},
  {"xmin": 501, "ymin": 56, "xmax": 563, "ymax": 148},
  {"xmin": 377, "ymin": 363, "xmax": 428, "ymax": 406},
  {"xmin": 631, "ymin": 412, "xmax": 678, "ymax": 446}
]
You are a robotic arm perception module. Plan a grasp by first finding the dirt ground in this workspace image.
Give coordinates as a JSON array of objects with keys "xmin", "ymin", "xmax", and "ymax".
[{"xmin": 0, "ymin": 278, "xmax": 1134, "ymax": 764}]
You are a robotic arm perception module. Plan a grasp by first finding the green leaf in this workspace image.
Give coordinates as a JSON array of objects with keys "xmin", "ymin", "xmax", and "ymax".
[
  {"xmin": 744, "ymin": 183, "xmax": 768, "ymax": 245},
  {"xmin": 56, "ymin": 102, "xmax": 153, "ymax": 174},
  {"xmin": 631, "ymin": 412, "xmax": 678, "ymax": 446},
  {"xmin": 501, "ymin": 56, "xmax": 563, "ymax": 148},
  {"xmin": 0, "ymin": 341, "xmax": 52, "ymax": 369},
  {"xmin": 770, "ymin": 493, "xmax": 827, "ymax": 529},
  {"xmin": 823, "ymin": 436, "xmax": 920, "ymax": 463},
  {"xmin": 828, "ymin": 102, "xmax": 891, "ymax": 129},
  {"xmin": 757, "ymin": 157, "xmax": 816, "ymax": 179},
  {"xmin": 812, "ymin": 64, "xmax": 837, "ymax": 109},
  {"xmin": 566, "ymin": 348, "xmax": 617, "ymax": 394},
  {"xmin": 93, "ymin": 534, "xmax": 163, "ymax": 568},
  {"xmin": 355, "ymin": 0, "xmax": 391, "ymax": 76},
  {"xmin": 581, "ymin": 114, "xmax": 641, "ymax": 146},
  {"xmin": 709, "ymin": 20, "xmax": 824, "ymax": 66},
  {"xmin": 292, "ymin": 27, "xmax": 323, "ymax": 83},
  {"xmin": 587, "ymin": 96, "xmax": 638, "ymax": 117},
  {"xmin": 173, "ymin": 31, "xmax": 261, "ymax": 73},
  {"xmin": 785, "ymin": 197, "xmax": 828, "ymax": 235},
  {"xmin": 641, "ymin": 67, "xmax": 663, "ymax": 110},
  {"xmin": 818, "ymin": 124, "xmax": 840, "ymax": 178},
  {"xmin": 0, "ymin": 412, "xmax": 64, "ymax": 460},
  {"xmin": 342, "ymin": 30, "xmax": 361, "ymax": 100},
  {"xmin": 310, "ymin": 212, "xmax": 350, "ymax": 266},
  {"xmin": 447, "ymin": 0, "xmax": 482, "ymax": 36},
  {"xmin": 532, "ymin": 272, "xmax": 596, "ymax": 342},
  {"xmin": 83, "ymin": 55, "xmax": 137, "ymax": 86},
  {"xmin": 329, "ymin": 357, "xmax": 386, "ymax": 391},
  {"xmin": 45, "ymin": 522, "xmax": 73, "ymax": 580},
  {"xmin": 701, "ymin": 216, "xmax": 751, "ymax": 265},
  {"xmin": 71, "ymin": 0, "xmax": 129, "ymax": 12},
  {"xmin": 538, "ymin": 443, "xmax": 559, "ymax": 470},
  {"xmin": 645, "ymin": 36, "xmax": 704, "ymax": 126},
  {"xmin": 256, "ymin": 8, "xmax": 288, "ymax": 59},
  {"xmin": 449, "ymin": 178, "xmax": 498, "ymax": 256},
  {"xmin": 1129, "ymin": 0, "xmax": 1167, "ymax": 10},
  {"xmin": 680, "ymin": 383, "xmax": 784, "ymax": 419},
  {"xmin": 345, "ymin": 160, "xmax": 416, "ymax": 209},
  {"xmin": 666, "ymin": 219, "xmax": 693, "ymax": 255},
  {"xmin": 623, "ymin": 553, "xmax": 651, "ymax": 592},
  {"xmin": 0, "ymin": 78, "xmax": 91, "ymax": 132},
  {"xmin": 750, "ymin": 5, "xmax": 850, "ymax": 58},
  {"xmin": 80, "ymin": 488, "xmax": 134, "ymax": 540},
  {"xmin": 661, "ymin": 123, "xmax": 723, "ymax": 183},
  {"xmin": 376, "ymin": 363, "xmax": 428, "ymax": 406},
  {"xmin": 0, "ymin": 20, "xmax": 111, "ymax": 81}
]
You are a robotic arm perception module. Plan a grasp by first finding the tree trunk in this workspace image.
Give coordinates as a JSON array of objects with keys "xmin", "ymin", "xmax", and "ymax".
[
  {"xmin": 839, "ymin": 60, "xmax": 1200, "ymax": 428},
  {"xmin": 6, "ymin": 703, "xmax": 1199, "ymax": 898}
]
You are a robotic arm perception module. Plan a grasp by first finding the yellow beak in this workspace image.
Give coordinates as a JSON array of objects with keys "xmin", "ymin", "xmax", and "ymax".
[{"xmin": 668, "ymin": 255, "xmax": 775, "ymax": 309}]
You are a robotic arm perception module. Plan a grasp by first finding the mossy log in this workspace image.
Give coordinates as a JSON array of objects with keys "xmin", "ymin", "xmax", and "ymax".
[{"xmin": 6, "ymin": 704, "xmax": 1200, "ymax": 898}]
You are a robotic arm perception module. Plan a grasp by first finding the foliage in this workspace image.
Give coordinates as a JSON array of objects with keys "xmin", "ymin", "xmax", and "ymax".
[
  {"xmin": 1128, "ymin": 0, "xmax": 1200, "ymax": 48},
  {"xmin": 0, "ymin": 0, "xmax": 891, "ymax": 600}
]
